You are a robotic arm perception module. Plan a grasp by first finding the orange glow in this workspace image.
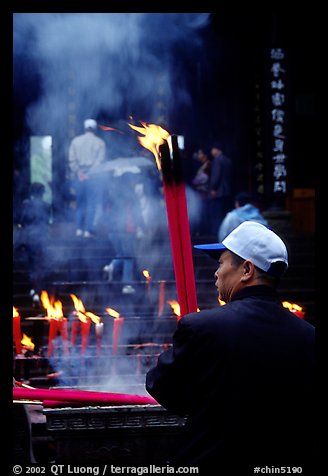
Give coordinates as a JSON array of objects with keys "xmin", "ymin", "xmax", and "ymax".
[
  {"xmin": 85, "ymin": 311, "xmax": 101, "ymax": 325},
  {"xmin": 70, "ymin": 293, "xmax": 86, "ymax": 313},
  {"xmin": 13, "ymin": 306, "xmax": 19, "ymax": 318},
  {"xmin": 282, "ymin": 301, "xmax": 303, "ymax": 312},
  {"xmin": 70, "ymin": 293, "xmax": 90, "ymax": 323},
  {"xmin": 142, "ymin": 269, "xmax": 151, "ymax": 280},
  {"xmin": 40, "ymin": 290, "xmax": 65, "ymax": 320},
  {"xmin": 106, "ymin": 307, "xmax": 121, "ymax": 319},
  {"xmin": 218, "ymin": 297, "xmax": 226, "ymax": 306},
  {"xmin": 21, "ymin": 333, "xmax": 35, "ymax": 351},
  {"xmin": 128, "ymin": 121, "xmax": 170, "ymax": 170},
  {"xmin": 99, "ymin": 125, "xmax": 124, "ymax": 135},
  {"xmin": 168, "ymin": 300, "xmax": 181, "ymax": 317}
]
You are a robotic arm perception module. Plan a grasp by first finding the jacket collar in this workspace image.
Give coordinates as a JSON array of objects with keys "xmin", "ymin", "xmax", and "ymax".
[{"xmin": 231, "ymin": 285, "xmax": 279, "ymax": 302}]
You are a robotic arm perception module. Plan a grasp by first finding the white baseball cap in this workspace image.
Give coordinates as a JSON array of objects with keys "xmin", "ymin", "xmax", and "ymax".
[
  {"xmin": 194, "ymin": 221, "xmax": 288, "ymax": 277},
  {"xmin": 84, "ymin": 119, "xmax": 97, "ymax": 130}
]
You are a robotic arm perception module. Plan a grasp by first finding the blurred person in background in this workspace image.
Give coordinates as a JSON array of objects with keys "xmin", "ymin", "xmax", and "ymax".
[
  {"xmin": 208, "ymin": 142, "xmax": 233, "ymax": 235},
  {"xmin": 218, "ymin": 191, "xmax": 268, "ymax": 241},
  {"xmin": 68, "ymin": 118, "xmax": 106, "ymax": 238},
  {"xmin": 191, "ymin": 148, "xmax": 212, "ymax": 235},
  {"xmin": 103, "ymin": 173, "xmax": 147, "ymax": 294}
]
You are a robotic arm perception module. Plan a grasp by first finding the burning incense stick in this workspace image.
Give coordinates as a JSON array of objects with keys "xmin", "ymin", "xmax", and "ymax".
[
  {"xmin": 170, "ymin": 135, "xmax": 198, "ymax": 314},
  {"xmin": 159, "ymin": 138, "xmax": 198, "ymax": 317},
  {"xmin": 128, "ymin": 121, "xmax": 198, "ymax": 318}
]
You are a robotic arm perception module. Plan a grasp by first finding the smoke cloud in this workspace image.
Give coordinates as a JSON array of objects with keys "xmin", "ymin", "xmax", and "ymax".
[
  {"xmin": 14, "ymin": 13, "xmax": 210, "ymax": 136},
  {"xmin": 14, "ymin": 14, "xmax": 210, "ymax": 391}
]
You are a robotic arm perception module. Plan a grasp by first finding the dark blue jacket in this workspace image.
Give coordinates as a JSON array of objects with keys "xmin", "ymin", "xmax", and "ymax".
[
  {"xmin": 146, "ymin": 285, "xmax": 315, "ymax": 473},
  {"xmin": 209, "ymin": 153, "xmax": 233, "ymax": 197}
]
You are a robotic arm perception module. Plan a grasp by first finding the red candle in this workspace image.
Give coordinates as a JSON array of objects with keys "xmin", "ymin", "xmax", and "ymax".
[
  {"xmin": 71, "ymin": 319, "xmax": 80, "ymax": 346},
  {"xmin": 95, "ymin": 322, "xmax": 104, "ymax": 356},
  {"xmin": 48, "ymin": 319, "xmax": 69, "ymax": 357},
  {"xmin": 58, "ymin": 319, "xmax": 69, "ymax": 355},
  {"xmin": 282, "ymin": 301, "xmax": 305, "ymax": 319},
  {"xmin": 13, "ymin": 307, "xmax": 22, "ymax": 355},
  {"xmin": 80, "ymin": 320, "xmax": 91, "ymax": 355},
  {"xmin": 143, "ymin": 270, "xmax": 152, "ymax": 297},
  {"xmin": 158, "ymin": 280, "xmax": 165, "ymax": 317},
  {"xmin": 48, "ymin": 319, "xmax": 58, "ymax": 357},
  {"xmin": 112, "ymin": 317, "xmax": 124, "ymax": 356},
  {"xmin": 293, "ymin": 310, "xmax": 305, "ymax": 319}
]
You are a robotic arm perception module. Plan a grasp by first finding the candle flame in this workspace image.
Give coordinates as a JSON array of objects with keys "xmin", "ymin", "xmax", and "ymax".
[
  {"xmin": 13, "ymin": 306, "xmax": 20, "ymax": 318},
  {"xmin": 21, "ymin": 333, "xmax": 35, "ymax": 351},
  {"xmin": 168, "ymin": 300, "xmax": 181, "ymax": 317},
  {"xmin": 40, "ymin": 290, "xmax": 65, "ymax": 320},
  {"xmin": 70, "ymin": 293, "xmax": 90, "ymax": 322},
  {"xmin": 106, "ymin": 307, "xmax": 121, "ymax": 319},
  {"xmin": 142, "ymin": 269, "xmax": 151, "ymax": 280},
  {"xmin": 128, "ymin": 121, "xmax": 169, "ymax": 170},
  {"xmin": 85, "ymin": 311, "xmax": 101, "ymax": 325},
  {"xmin": 282, "ymin": 301, "xmax": 305, "ymax": 318},
  {"xmin": 70, "ymin": 293, "xmax": 86, "ymax": 313},
  {"xmin": 218, "ymin": 297, "xmax": 226, "ymax": 306},
  {"xmin": 282, "ymin": 301, "xmax": 303, "ymax": 312}
]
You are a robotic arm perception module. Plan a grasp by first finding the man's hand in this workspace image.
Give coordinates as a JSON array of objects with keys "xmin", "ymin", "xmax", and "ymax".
[{"xmin": 210, "ymin": 190, "xmax": 217, "ymax": 198}]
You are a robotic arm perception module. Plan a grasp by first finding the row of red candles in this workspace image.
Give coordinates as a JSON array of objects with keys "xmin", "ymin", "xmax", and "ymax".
[
  {"xmin": 13, "ymin": 276, "xmax": 170, "ymax": 358},
  {"xmin": 13, "ymin": 311, "xmax": 124, "ymax": 358}
]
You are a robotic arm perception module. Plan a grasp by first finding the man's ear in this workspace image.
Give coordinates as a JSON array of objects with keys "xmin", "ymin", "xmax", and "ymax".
[{"xmin": 240, "ymin": 260, "xmax": 255, "ymax": 282}]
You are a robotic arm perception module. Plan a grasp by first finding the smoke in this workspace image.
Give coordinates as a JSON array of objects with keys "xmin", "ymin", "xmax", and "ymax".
[
  {"xmin": 14, "ymin": 14, "xmax": 210, "ymax": 391},
  {"xmin": 13, "ymin": 13, "xmax": 210, "ymax": 137},
  {"xmin": 46, "ymin": 317, "xmax": 173, "ymax": 394}
]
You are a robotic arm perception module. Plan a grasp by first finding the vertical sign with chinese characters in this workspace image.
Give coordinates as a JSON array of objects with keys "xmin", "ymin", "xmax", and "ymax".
[
  {"xmin": 253, "ymin": 80, "xmax": 265, "ymax": 195},
  {"xmin": 270, "ymin": 48, "xmax": 288, "ymax": 195}
]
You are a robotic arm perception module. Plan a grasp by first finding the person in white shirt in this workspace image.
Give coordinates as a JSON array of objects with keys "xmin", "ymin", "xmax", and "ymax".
[{"xmin": 69, "ymin": 119, "xmax": 106, "ymax": 237}]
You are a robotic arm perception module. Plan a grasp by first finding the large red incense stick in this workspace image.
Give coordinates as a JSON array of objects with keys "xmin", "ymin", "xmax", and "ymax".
[
  {"xmin": 160, "ymin": 141, "xmax": 189, "ymax": 316},
  {"xmin": 13, "ymin": 387, "xmax": 158, "ymax": 406},
  {"xmin": 171, "ymin": 135, "xmax": 198, "ymax": 313},
  {"xmin": 159, "ymin": 137, "xmax": 198, "ymax": 317}
]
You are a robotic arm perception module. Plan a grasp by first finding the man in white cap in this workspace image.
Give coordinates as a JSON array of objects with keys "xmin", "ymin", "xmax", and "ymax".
[
  {"xmin": 69, "ymin": 119, "xmax": 106, "ymax": 237},
  {"xmin": 146, "ymin": 222, "xmax": 315, "ymax": 473}
]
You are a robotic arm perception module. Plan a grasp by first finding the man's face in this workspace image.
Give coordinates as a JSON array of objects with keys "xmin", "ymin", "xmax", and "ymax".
[{"xmin": 214, "ymin": 250, "xmax": 244, "ymax": 303}]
